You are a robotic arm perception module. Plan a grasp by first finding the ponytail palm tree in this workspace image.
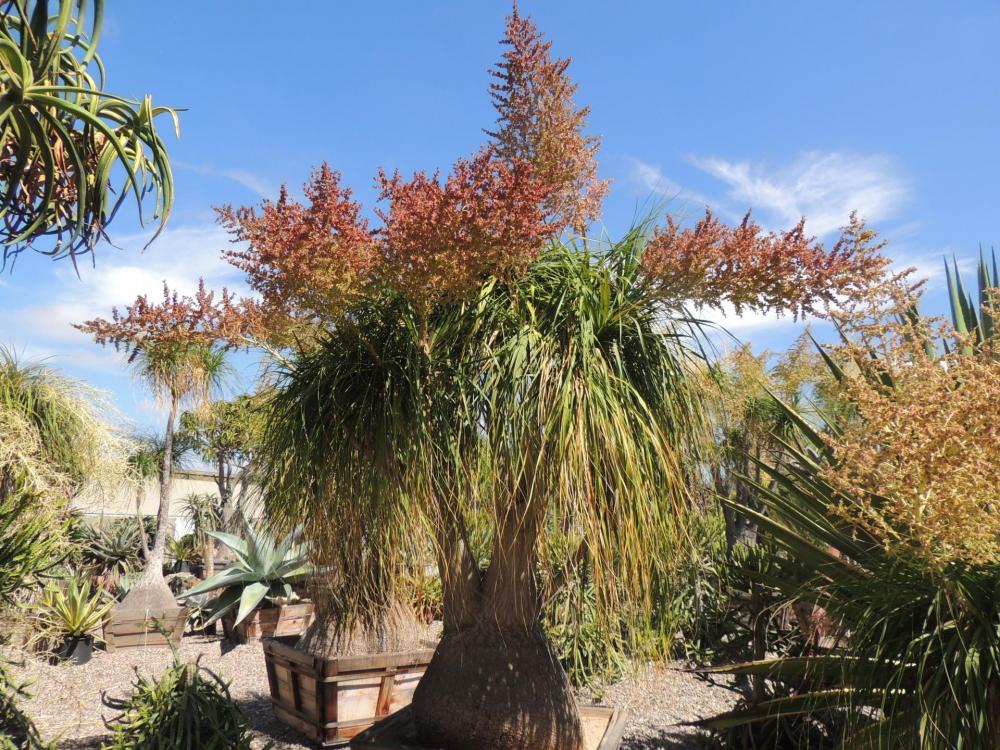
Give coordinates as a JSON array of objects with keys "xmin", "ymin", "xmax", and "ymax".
[
  {"xmin": 222, "ymin": 11, "xmax": 890, "ymax": 749},
  {"xmin": 256, "ymin": 232, "xmax": 707, "ymax": 749},
  {"xmin": 118, "ymin": 343, "xmax": 227, "ymax": 609},
  {"xmin": 77, "ymin": 282, "xmax": 238, "ymax": 611}
]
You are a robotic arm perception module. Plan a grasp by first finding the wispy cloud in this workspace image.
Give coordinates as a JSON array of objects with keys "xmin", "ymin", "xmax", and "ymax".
[
  {"xmin": 174, "ymin": 160, "xmax": 277, "ymax": 198},
  {"xmin": 624, "ymin": 157, "xmax": 715, "ymax": 215},
  {"xmin": 689, "ymin": 151, "xmax": 909, "ymax": 236}
]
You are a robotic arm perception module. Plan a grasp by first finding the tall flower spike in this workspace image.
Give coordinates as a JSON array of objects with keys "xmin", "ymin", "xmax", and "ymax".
[{"xmin": 488, "ymin": 6, "xmax": 608, "ymax": 235}]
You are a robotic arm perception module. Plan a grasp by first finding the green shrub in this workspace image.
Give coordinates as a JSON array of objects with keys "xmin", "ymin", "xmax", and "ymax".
[{"xmin": 102, "ymin": 656, "xmax": 262, "ymax": 750}]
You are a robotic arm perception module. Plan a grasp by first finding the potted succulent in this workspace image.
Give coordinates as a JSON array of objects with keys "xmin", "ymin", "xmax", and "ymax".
[
  {"xmin": 180, "ymin": 514, "xmax": 314, "ymax": 643},
  {"xmin": 166, "ymin": 534, "xmax": 199, "ymax": 574},
  {"xmin": 30, "ymin": 578, "xmax": 114, "ymax": 665}
]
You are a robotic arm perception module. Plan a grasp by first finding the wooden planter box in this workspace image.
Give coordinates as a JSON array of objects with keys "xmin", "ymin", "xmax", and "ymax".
[
  {"xmin": 103, "ymin": 607, "xmax": 187, "ymax": 651},
  {"xmin": 263, "ymin": 639, "xmax": 435, "ymax": 746},
  {"xmin": 223, "ymin": 602, "xmax": 315, "ymax": 644},
  {"xmin": 350, "ymin": 704, "xmax": 627, "ymax": 750}
]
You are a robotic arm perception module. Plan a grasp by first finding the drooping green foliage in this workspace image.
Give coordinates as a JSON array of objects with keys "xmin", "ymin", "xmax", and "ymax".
[
  {"xmin": 101, "ymin": 655, "xmax": 260, "ymax": 750},
  {"xmin": 180, "ymin": 514, "xmax": 312, "ymax": 626},
  {"xmin": 0, "ymin": 0, "xmax": 177, "ymax": 264},
  {"xmin": 253, "ymin": 228, "xmax": 710, "ymax": 645}
]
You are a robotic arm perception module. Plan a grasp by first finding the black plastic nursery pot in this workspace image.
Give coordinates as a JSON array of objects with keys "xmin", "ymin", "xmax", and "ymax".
[{"xmin": 57, "ymin": 636, "xmax": 93, "ymax": 665}]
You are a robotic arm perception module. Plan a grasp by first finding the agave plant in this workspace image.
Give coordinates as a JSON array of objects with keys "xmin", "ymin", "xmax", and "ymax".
[
  {"xmin": 74, "ymin": 519, "xmax": 144, "ymax": 577},
  {"xmin": 0, "ymin": 0, "xmax": 177, "ymax": 264},
  {"xmin": 180, "ymin": 514, "xmax": 311, "ymax": 627},
  {"xmin": 29, "ymin": 577, "xmax": 113, "ymax": 649}
]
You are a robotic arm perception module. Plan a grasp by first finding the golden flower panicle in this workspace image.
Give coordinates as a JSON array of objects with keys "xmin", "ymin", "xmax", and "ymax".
[
  {"xmin": 487, "ymin": 5, "xmax": 608, "ymax": 235},
  {"xmin": 824, "ymin": 341, "xmax": 1000, "ymax": 568},
  {"xmin": 217, "ymin": 164, "xmax": 379, "ymax": 322},
  {"xmin": 642, "ymin": 211, "xmax": 892, "ymax": 319},
  {"xmin": 75, "ymin": 279, "xmax": 245, "ymax": 357},
  {"xmin": 376, "ymin": 146, "xmax": 555, "ymax": 304}
]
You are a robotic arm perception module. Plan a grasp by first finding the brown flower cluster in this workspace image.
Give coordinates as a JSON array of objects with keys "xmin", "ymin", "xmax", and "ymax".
[
  {"xmin": 824, "ymin": 325, "xmax": 1000, "ymax": 568},
  {"xmin": 642, "ymin": 211, "xmax": 892, "ymax": 319},
  {"xmin": 487, "ymin": 5, "xmax": 608, "ymax": 233},
  {"xmin": 377, "ymin": 147, "xmax": 554, "ymax": 302},
  {"xmin": 219, "ymin": 148, "xmax": 553, "ymax": 322},
  {"xmin": 218, "ymin": 165, "xmax": 378, "ymax": 322},
  {"xmin": 75, "ymin": 280, "xmax": 244, "ymax": 357}
]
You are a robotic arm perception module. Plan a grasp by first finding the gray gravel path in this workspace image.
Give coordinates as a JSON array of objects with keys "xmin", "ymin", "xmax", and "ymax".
[{"xmin": 3, "ymin": 639, "xmax": 737, "ymax": 749}]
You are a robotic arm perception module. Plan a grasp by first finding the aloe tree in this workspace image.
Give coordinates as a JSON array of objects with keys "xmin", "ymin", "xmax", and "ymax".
[{"xmin": 0, "ymin": 0, "xmax": 177, "ymax": 265}]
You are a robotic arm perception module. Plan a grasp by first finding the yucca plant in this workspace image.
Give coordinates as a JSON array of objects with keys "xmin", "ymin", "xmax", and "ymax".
[
  {"xmin": 178, "ymin": 492, "xmax": 222, "ymax": 577},
  {"xmin": 699, "ymin": 385, "xmax": 1000, "ymax": 748},
  {"xmin": 0, "ymin": 0, "xmax": 177, "ymax": 264},
  {"xmin": 165, "ymin": 533, "xmax": 199, "ymax": 573},
  {"xmin": 101, "ymin": 654, "xmax": 260, "ymax": 750},
  {"xmin": 179, "ymin": 514, "xmax": 311, "ymax": 627},
  {"xmin": 944, "ymin": 249, "xmax": 999, "ymax": 347}
]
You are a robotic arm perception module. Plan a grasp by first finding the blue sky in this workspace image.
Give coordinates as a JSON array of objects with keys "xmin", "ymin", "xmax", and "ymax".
[{"xmin": 2, "ymin": 1, "xmax": 998, "ymax": 431}]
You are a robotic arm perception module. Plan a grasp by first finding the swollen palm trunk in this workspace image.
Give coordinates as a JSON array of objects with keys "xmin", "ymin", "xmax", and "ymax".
[{"xmin": 412, "ymin": 623, "xmax": 583, "ymax": 750}]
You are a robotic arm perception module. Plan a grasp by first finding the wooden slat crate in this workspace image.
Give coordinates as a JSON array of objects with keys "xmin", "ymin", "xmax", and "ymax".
[
  {"xmin": 350, "ymin": 704, "xmax": 628, "ymax": 750},
  {"xmin": 223, "ymin": 602, "xmax": 315, "ymax": 644},
  {"xmin": 263, "ymin": 639, "xmax": 435, "ymax": 747},
  {"xmin": 104, "ymin": 607, "xmax": 187, "ymax": 651}
]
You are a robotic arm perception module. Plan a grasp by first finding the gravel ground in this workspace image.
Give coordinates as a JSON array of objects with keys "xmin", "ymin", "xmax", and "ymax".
[{"xmin": 3, "ymin": 639, "xmax": 737, "ymax": 749}]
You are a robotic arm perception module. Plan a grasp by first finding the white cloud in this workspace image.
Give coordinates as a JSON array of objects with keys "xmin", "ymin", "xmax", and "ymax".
[
  {"xmin": 0, "ymin": 223, "xmax": 246, "ymax": 373},
  {"xmin": 689, "ymin": 151, "xmax": 909, "ymax": 236}
]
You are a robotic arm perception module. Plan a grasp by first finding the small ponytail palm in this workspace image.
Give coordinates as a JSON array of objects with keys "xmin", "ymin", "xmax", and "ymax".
[{"xmin": 0, "ymin": 0, "xmax": 177, "ymax": 264}]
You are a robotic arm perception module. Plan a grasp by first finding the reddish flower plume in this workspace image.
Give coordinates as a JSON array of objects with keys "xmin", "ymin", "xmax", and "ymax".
[
  {"xmin": 488, "ymin": 6, "xmax": 608, "ymax": 234},
  {"xmin": 642, "ymin": 211, "xmax": 891, "ymax": 318},
  {"xmin": 75, "ymin": 280, "xmax": 244, "ymax": 357},
  {"xmin": 217, "ymin": 165, "xmax": 378, "ymax": 321},
  {"xmin": 376, "ymin": 147, "xmax": 555, "ymax": 303}
]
